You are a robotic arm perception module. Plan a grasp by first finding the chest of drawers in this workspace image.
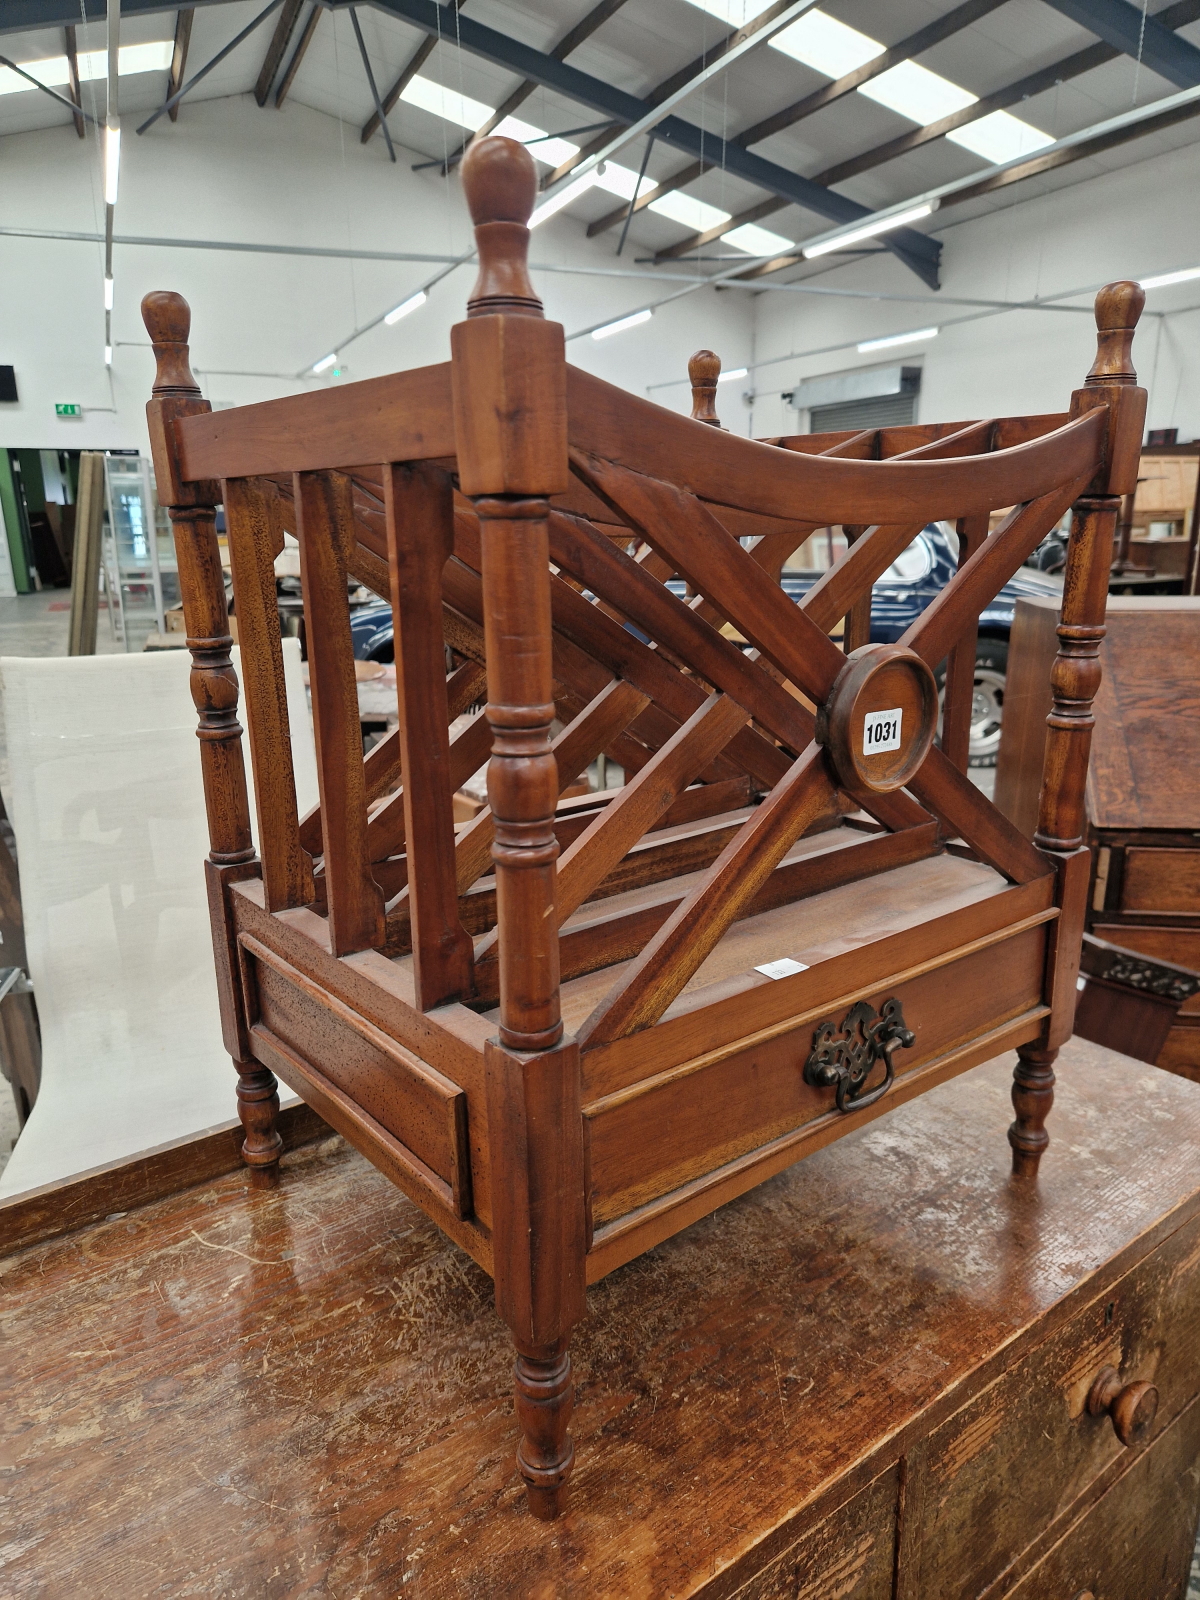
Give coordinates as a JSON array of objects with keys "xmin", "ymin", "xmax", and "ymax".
[{"xmin": 4, "ymin": 1035, "xmax": 1200, "ymax": 1596}]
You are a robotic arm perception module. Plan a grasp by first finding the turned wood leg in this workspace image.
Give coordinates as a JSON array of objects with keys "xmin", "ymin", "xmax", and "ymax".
[
  {"xmin": 513, "ymin": 1341, "xmax": 576, "ymax": 1520},
  {"xmin": 1008, "ymin": 1044, "xmax": 1057, "ymax": 1178},
  {"xmin": 236, "ymin": 1062, "xmax": 282, "ymax": 1188}
]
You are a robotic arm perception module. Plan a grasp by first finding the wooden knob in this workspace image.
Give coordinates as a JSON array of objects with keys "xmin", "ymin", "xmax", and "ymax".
[
  {"xmin": 460, "ymin": 134, "xmax": 543, "ymax": 319},
  {"xmin": 689, "ymin": 349, "xmax": 722, "ymax": 427},
  {"xmin": 141, "ymin": 290, "xmax": 201, "ymax": 397},
  {"xmin": 1086, "ymin": 1364, "xmax": 1158, "ymax": 1446},
  {"xmin": 1086, "ymin": 280, "xmax": 1144, "ymax": 386}
]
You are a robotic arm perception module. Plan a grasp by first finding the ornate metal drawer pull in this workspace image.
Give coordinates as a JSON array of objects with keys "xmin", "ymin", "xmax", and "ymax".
[{"xmin": 804, "ymin": 998, "xmax": 915, "ymax": 1113}]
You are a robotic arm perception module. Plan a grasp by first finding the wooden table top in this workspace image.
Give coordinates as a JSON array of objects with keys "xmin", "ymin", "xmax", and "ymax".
[{"xmin": 4, "ymin": 1040, "xmax": 1200, "ymax": 1598}]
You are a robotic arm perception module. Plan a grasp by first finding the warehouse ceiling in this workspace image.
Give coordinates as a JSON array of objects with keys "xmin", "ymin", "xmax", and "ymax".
[{"xmin": 4, "ymin": 0, "xmax": 1200, "ymax": 295}]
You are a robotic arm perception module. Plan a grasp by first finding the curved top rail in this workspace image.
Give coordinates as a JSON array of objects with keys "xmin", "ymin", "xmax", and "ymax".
[{"xmin": 565, "ymin": 367, "xmax": 1106, "ymax": 525}]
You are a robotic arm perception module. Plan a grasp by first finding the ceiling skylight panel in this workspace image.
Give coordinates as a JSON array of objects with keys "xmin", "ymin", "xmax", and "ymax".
[
  {"xmin": 947, "ymin": 109, "xmax": 1053, "ymax": 162},
  {"xmin": 80, "ymin": 42, "xmax": 173, "ymax": 80},
  {"xmin": 400, "ymin": 75, "xmax": 495, "ymax": 132},
  {"xmin": 679, "ymin": 0, "xmax": 778, "ymax": 26},
  {"xmin": 770, "ymin": 10, "xmax": 881, "ymax": 77},
  {"xmin": 0, "ymin": 41, "xmax": 172, "ymax": 96},
  {"xmin": 648, "ymin": 191, "xmax": 731, "ymax": 230},
  {"xmin": 493, "ymin": 114, "xmax": 579, "ymax": 169},
  {"xmin": 593, "ymin": 162, "xmax": 648, "ymax": 200},
  {"xmin": 858, "ymin": 59, "xmax": 976, "ymax": 125},
  {"xmin": 723, "ymin": 222, "xmax": 795, "ymax": 255}
]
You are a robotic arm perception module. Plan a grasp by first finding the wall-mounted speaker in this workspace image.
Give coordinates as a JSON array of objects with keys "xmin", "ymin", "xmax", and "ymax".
[{"xmin": 0, "ymin": 367, "xmax": 17, "ymax": 403}]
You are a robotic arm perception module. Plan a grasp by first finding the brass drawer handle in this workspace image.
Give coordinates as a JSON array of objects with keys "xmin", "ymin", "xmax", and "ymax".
[{"xmin": 1086, "ymin": 1364, "xmax": 1158, "ymax": 1446}]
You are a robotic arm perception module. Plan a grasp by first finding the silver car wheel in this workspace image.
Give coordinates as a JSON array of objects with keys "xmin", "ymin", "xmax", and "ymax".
[{"xmin": 968, "ymin": 666, "xmax": 1006, "ymax": 766}]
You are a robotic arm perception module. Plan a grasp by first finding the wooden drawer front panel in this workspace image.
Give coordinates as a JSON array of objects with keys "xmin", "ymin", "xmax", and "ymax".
[
  {"xmin": 1121, "ymin": 848, "xmax": 1200, "ymax": 914},
  {"xmin": 1005, "ymin": 1393, "xmax": 1200, "ymax": 1600},
  {"xmin": 912, "ymin": 1211, "xmax": 1200, "ymax": 1600},
  {"xmin": 729, "ymin": 1466, "xmax": 898, "ymax": 1600},
  {"xmin": 241, "ymin": 936, "xmax": 469, "ymax": 1215},
  {"xmin": 587, "ymin": 925, "xmax": 1045, "ymax": 1226}
]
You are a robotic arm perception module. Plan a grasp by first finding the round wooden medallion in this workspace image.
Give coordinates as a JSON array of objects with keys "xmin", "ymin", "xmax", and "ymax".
[{"xmin": 821, "ymin": 644, "xmax": 938, "ymax": 794}]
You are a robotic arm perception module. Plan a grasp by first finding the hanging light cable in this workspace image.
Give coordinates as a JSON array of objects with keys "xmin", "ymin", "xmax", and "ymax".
[{"xmin": 103, "ymin": 0, "xmax": 120, "ymax": 367}]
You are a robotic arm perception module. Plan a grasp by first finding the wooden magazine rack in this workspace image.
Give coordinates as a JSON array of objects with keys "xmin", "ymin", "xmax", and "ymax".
[{"xmin": 143, "ymin": 135, "xmax": 1146, "ymax": 1518}]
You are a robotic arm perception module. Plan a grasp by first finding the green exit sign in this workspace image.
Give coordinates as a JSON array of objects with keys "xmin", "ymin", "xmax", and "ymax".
[{"xmin": 55, "ymin": 403, "xmax": 82, "ymax": 417}]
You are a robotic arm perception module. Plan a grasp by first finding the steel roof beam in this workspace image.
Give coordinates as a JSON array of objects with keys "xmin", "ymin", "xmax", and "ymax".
[
  {"xmin": 430, "ymin": 0, "xmax": 630, "ymax": 171},
  {"xmin": 1041, "ymin": 0, "xmax": 1200, "ymax": 85},
  {"xmin": 586, "ymin": 0, "xmax": 1006, "ymax": 239},
  {"xmin": 366, "ymin": 0, "xmax": 940, "ymax": 286},
  {"xmin": 654, "ymin": 0, "xmax": 1200, "ymax": 266}
]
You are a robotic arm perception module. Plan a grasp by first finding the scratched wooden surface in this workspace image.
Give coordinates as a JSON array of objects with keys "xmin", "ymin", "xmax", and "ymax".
[{"xmin": 4, "ymin": 1039, "xmax": 1200, "ymax": 1598}]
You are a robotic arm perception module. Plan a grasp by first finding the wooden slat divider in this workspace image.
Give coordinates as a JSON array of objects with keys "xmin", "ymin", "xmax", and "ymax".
[
  {"xmin": 940, "ymin": 514, "xmax": 990, "ymax": 772},
  {"xmin": 579, "ymin": 745, "xmax": 838, "ymax": 1046},
  {"xmin": 452, "ymin": 677, "xmax": 651, "ymax": 897},
  {"xmin": 904, "ymin": 480, "xmax": 1089, "ymax": 670},
  {"xmin": 296, "ymin": 655, "xmax": 485, "ymax": 859},
  {"xmin": 223, "ymin": 476, "xmax": 314, "ymax": 912},
  {"xmin": 384, "ymin": 462, "xmax": 475, "ymax": 1009},
  {"xmin": 469, "ymin": 821, "xmax": 944, "ymax": 1001},
  {"xmin": 295, "ymin": 469, "xmax": 385, "ymax": 955},
  {"xmin": 909, "ymin": 745, "xmax": 1050, "ymax": 885},
  {"xmin": 546, "ymin": 507, "xmax": 815, "ymax": 752},
  {"xmin": 366, "ymin": 709, "xmax": 492, "ymax": 862}
]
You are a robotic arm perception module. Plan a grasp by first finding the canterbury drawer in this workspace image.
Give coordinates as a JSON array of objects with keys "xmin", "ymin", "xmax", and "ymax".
[
  {"xmin": 910, "ymin": 1209, "xmax": 1200, "ymax": 1600},
  {"xmin": 730, "ymin": 1466, "xmax": 898, "ymax": 1600},
  {"xmin": 239, "ymin": 934, "xmax": 470, "ymax": 1216},
  {"xmin": 1003, "ymin": 1392, "xmax": 1200, "ymax": 1599},
  {"xmin": 585, "ymin": 925, "xmax": 1045, "ymax": 1226}
]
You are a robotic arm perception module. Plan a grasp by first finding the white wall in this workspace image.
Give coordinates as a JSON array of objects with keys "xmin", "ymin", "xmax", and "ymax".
[
  {"xmin": 4, "ymin": 92, "xmax": 1199, "ymax": 454},
  {"xmin": 0, "ymin": 93, "xmax": 755, "ymax": 453},
  {"xmin": 749, "ymin": 137, "xmax": 1200, "ymax": 443}
]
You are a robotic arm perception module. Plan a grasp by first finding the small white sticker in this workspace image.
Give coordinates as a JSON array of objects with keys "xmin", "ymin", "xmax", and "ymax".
[
  {"xmin": 1077, "ymin": 974, "xmax": 1088, "ymax": 991},
  {"xmin": 863, "ymin": 707, "xmax": 902, "ymax": 755},
  {"xmin": 755, "ymin": 957, "xmax": 809, "ymax": 980}
]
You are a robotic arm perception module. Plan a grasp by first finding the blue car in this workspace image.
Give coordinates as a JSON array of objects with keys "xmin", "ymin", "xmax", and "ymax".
[{"xmin": 348, "ymin": 523, "xmax": 1061, "ymax": 769}]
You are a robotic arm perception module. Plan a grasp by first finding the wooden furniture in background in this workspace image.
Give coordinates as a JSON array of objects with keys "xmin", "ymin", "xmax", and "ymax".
[
  {"xmin": 67, "ymin": 450, "xmax": 104, "ymax": 657},
  {"xmin": 4, "ymin": 1042, "xmax": 1200, "ymax": 1596},
  {"xmin": 1075, "ymin": 930, "xmax": 1200, "ymax": 1066},
  {"xmin": 1114, "ymin": 443, "xmax": 1199, "ymax": 588},
  {"xmin": 142, "ymin": 133, "xmax": 1146, "ymax": 1516},
  {"xmin": 996, "ymin": 595, "xmax": 1200, "ymax": 1077}
]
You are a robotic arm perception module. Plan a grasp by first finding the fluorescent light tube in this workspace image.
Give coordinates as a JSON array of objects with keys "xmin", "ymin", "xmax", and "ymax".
[
  {"xmin": 384, "ymin": 290, "xmax": 427, "ymax": 326},
  {"xmin": 718, "ymin": 367, "xmax": 748, "ymax": 382},
  {"xmin": 104, "ymin": 344, "xmax": 112, "ymax": 365},
  {"xmin": 1141, "ymin": 266, "xmax": 1200, "ymax": 289},
  {"xmin": 104, "ymin": 276, "xmax": 114, "ymax": 311},
  {"xmin": 592, "ymin": 308, "xmax": 653, "ymax": 341},
  {"xmin": 104, "ymin": 118, "xmax": 120, "ymax": 206},
  {"xmin": 857, "ymin": 326, "xmax": 939, "ymax": 353},
  {"xmin": 312, "ymin": 353, "xmax": 338, "ymax": 373},
  {"xmin": 803, "ymin": 202, "xmax": 936, "ymax": 260}
]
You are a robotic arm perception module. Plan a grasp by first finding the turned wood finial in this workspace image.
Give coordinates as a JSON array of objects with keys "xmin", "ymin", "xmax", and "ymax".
[
  {"xmin": 1086, "ymin": 280, "xmax": 1144, "ymax": 386},
  {"xmin": 461, "ymin": 134, "xmax": 543, "ymax": 319},
  {"xmin": 689, "ymin": 349, "xmax": 722, "ymax": 426},
  {"xmin": 141, "ymin": 290, "xmax": 202, "ymax": 397}
]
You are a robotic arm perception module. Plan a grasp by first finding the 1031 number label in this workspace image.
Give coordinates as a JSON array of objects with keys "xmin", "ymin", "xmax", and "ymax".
[{"xmin": 862, "ymin": 708, "xmax": 902, "ymax": 755}]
